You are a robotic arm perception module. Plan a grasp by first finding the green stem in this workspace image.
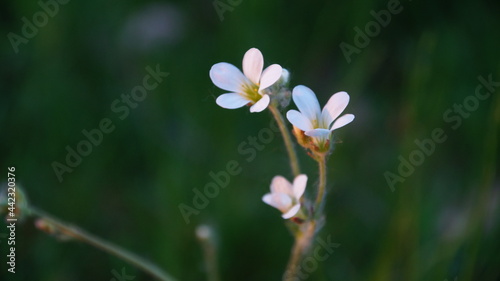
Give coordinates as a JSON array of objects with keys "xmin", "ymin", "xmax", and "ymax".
[
  {"xmin": 30, "ymin": 207, "xmax": 177, "ymax": 281},
  {"xmin": 314, "ymin": 155, "xmax": 327, "ymax": 215},
  {"xmin": 196, "ymin": 226, "xmax": 220, "ymax": 281},
  {"xmin": 284, "ymin": 155, "xmax": 328, "ymax": 280},
  {"xmin": 284, "ymin": 221, "xmax": 316, "ymax": 281},
  {"xmin": 268, "ymin": 104, "xmax": 301, "ymax": 177},
  {"xmin": 202, "ymin": 241, "xmax": 220, "ymax": 281}
]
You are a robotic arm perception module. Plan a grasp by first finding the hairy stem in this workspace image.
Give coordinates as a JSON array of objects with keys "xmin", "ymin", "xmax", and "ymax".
[
  {"xmin": 284, "ymin": 155, "xmax": 328, "ymax": 279},
  {"xmin": 30, "ymin": 207, "xmax": 177, "ymax": 281},
  {"xmin": 314, "ymin": 155, "xmax": 327, "ymax": 215},
  {"xmin": 268, "ymin": 104, "xmax": 301, "ymax": 177},
  {"xmin": 284, "ymin": 221, "xmax": 316, "ymax": 281}
]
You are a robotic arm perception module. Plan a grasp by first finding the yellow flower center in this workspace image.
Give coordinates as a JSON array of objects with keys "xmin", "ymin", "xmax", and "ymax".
[
  {"xmin": 312, "ymin": 119, "xmax": 319, "ymax": 129},
  {"xmin": 241, "ymin": 83, "xmax": 262, "ymax": 103}
]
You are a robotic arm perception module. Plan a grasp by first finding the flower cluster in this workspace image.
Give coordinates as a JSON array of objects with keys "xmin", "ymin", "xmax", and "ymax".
[{"xmin": 209, "ymin": 48, "xmax": 355, "ymax": 220}]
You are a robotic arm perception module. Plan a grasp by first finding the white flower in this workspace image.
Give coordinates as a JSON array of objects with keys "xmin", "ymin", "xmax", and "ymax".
[
  {"xmin": 286, "ymin": 85, "xmax": 355, "ymax": 147},
  {"xmin": 262, "ymin": 174, "xmax": 307, "ymax": 219},
  {"xmin": 209, "ymin": 48, "xmax": 283, "ymax": 113}
]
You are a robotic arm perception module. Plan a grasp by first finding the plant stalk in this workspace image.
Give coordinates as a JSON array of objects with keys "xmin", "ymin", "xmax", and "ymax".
[
  {"xmin": 314, "ymin": 155, "xmax": 327, "ymax": 215},
  {"xmin": 283, "ymin": 221, "xmax": 316, "ymax": 281},
  {"xmin": 30, "ymin": 207, "xmax": 177, "ymax": 281},
  {"xmin": 268, "ymin": 104, "xmax": 301, "ymax": 177}
]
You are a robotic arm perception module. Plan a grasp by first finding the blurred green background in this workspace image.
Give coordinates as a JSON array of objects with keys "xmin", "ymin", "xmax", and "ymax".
[{"xmin": 1, "ymin": 0, "xmax": 499, "ymax": 280}]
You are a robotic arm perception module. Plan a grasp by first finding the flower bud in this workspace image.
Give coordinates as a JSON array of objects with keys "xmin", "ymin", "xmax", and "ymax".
[
  {"xmin": 276, "ymin": 88, "xmax": 291, "ymax": 108},
  {"xmin": 267, "ymin": 69, "xmax": 291, "ymax": 108},
  {"xmin": 34, "ymin": 219, "xmax": 73, "ymax": 241},
  {"xmin": 35, "ymin": 219, "xmax": 57, "ymax": 235},
  {"xmin": 195, "ymin": 224, "xmax": 213, "ymax": 241},
  {"xmin": 0, "ymin": 183, "xmax": 30, "ymax": 222},
  {"xmin": 278, "ymin": 68, "xmax": 290, "ymax": 86}
]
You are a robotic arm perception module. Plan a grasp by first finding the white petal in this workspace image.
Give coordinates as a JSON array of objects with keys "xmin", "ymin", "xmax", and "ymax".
[
  {"xmin": 321, "ymin": 91, "xmax": 350, "ymax": 128},
  {"xmin": 292, "ymin": 174, "xmax": 308, "ymax": 199},
  {"xmin": 331, "ymin": 114, "xmax": 355, "ymax": 130},
  {"xmin": 259, "ymin": 64, "xmax": 283, "ymax": 91},
  {"xmin": 270, "ymin": 175, "xmax": 293, "ymax": 196},
  {"xmin": 292, "ymin": 85, "xmax": 321, "ymax": 122},
  {"xmin": 249, "ymin": 94, "xmax": 270, "ymax": 113},
  {"xmin": 216, "ymin": 93, "xmax": 249, "ymax": 109},
  {"xmin": 286, "ymin": 110, "xmax": 314, "ymax": 132},
  {"xmin": 263, "ymin": 193, "xmax": 290, "ymax": 212},
  {"xmin": 242, "ymin": 48, "xmax": 263, "ymax": 85},
  {"xmin": 305, "ymin": 128, "xmax": 331, "ymax": 138},
  {"xmin": 262, "ymin": 193, "xmax": 276, "ymax": 207},
  {"xmin": 276, "ymin": 193, "xmax": 292, "ymax": 210},
  {"xmin": 282, "ymin": 204, "xmax": 301, "ymax": 219},
  {"xmin": 210, "ymin": 63, "xmax": 248, "ymax": 92},
  {"xmin": 264, "ymin": 193, "xmax": 292, "ymax": 212}
]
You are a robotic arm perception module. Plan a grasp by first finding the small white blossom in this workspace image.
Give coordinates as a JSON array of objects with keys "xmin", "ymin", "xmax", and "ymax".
[
  {"xmin": 262, "ymin": 174, "xmax": 307, "ymax": 219},
  {"xmin": 209, "ymin": 48, "xmax": 283, "ymax": 113},
  {"xmin": 286, "ymin": 85, "xmax": 354, "ymax": 148}
]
